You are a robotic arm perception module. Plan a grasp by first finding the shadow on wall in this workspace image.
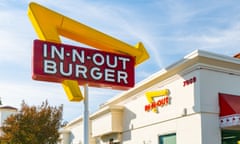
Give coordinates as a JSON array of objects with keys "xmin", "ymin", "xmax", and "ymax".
[
  {"xmin": 69, "ymin": 132, "xmax": 75, "ymax": 144},
  {"xmin": 122, "ymin": 107, "xmax": 136, "ymax": 141}
]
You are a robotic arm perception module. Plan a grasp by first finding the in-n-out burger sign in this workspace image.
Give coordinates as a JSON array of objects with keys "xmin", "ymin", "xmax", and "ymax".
[
  {"xmin": 144, "ymin": 89, "xmax": 170, "ymax": 113},
  {"xmin": 32, "ymin": 40, "xmax": 135, "ymax": 90}
]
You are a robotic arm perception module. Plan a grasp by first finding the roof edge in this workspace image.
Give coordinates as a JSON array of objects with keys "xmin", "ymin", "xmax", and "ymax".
[{"xmin": 101, "ymin": 50, "xmax": 240, "ymax": 108}]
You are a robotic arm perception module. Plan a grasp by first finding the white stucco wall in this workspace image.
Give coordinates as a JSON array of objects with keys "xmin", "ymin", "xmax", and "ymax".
[
  {"xmin": 64, "ymin": 121, "xmax": 84, "ymax": 144},
  {"xmin": 197, "ymin": 67, "xmax": 240, "ymax": 144},
  {"xmin": 119, "ymin": 65, "xmax": 240, "ymax": 144},
  {"xmin": 92, "ymin": 112, "xmax": 113, "ymax": 137},
  {"xmin": 119, "ymin": 70, "xmax": 200, "ymax": 144},
  {"xmin": 60, "ymin": 51, "xmax": 240, "ymax": 144}
]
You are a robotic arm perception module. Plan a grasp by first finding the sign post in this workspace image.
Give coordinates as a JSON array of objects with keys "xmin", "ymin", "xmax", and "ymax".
[{"xmin": 84, "ymin": 84, "xmax": 89, "ymax": 144}]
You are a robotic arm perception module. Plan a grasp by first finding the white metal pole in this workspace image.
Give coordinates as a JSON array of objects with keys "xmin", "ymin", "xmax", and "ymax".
[{"xmin": 83, "ymin": 84, "xmax": 89, "ymax": 144}]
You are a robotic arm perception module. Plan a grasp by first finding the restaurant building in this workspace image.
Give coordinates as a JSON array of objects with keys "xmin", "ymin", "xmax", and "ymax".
[{"xmin": 59, "ymin": 50, "xmax": 240, "ymax": 144}]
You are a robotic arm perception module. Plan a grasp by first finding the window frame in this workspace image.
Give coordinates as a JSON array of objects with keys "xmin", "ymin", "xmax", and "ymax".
[{"xmin": 158, "ymin": 133, "xmax": 176, "ymax": 144}]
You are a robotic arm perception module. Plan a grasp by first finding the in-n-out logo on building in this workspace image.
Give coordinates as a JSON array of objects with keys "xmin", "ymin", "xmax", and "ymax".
[
  {"xmin": 144, "ymin": 89, "xmax": 170, "ymax": 113},
  {"xmin": 32, "ymin": 40, "xmax": 135, "ymax": 90}
]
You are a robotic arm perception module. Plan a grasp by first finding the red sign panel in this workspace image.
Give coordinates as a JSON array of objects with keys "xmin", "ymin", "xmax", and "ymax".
[{"xmin": 32, "ymin": 40, "xmax": 135, "ymax": 90}]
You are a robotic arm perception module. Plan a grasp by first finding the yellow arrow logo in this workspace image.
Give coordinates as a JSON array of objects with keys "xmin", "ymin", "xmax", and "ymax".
[
  {"xmin": 28, "ymin": 2, "xmax": 149, "ymax": 66},
  {"xmin": 145, "ymin": 89, "xmax": 170, "ymax": 113}
]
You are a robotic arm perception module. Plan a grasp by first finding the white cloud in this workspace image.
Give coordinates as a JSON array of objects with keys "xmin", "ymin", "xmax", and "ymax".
[
  {"xmin": 160, "ymin": 22, "xmax": 240, "ymax": 56},
  {"xmin": 0, "ymin": 6, "xmax": 35, "ymax": 65}
]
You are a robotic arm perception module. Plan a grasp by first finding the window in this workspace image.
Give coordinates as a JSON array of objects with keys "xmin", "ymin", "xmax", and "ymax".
[
  {"xmin": 222, "ymin": 130, "xmax": 240, "ymax": 144},
  {"xmin": 159, "ymin": 133, "xmax": 176, "ymax": 144}
]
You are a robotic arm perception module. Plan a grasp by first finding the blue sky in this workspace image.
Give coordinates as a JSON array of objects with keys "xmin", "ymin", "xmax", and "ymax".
[{"xmin": 1, "ymin": 0, "xmax": 240, "ymax": 121}]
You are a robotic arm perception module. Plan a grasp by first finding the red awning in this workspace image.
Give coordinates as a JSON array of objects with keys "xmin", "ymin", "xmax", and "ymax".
[
  {"xmin": 219, "ymin": 93, "xmax": 240, "ymax": 128},
  {"xmin": 219, "ymin": 93, "xmax": 240, "ymax": 117}
]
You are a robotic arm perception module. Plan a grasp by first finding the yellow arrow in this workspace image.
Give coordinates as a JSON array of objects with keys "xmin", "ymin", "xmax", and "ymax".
[
  {"xmin": 145, "ymin": 89, "xmax": 170, "ymax": 113},
  {"xmin": 27, "ymin": 2, "xmax": 149, "ymax": 66},
  {"xmin": 62, "ymin": 80, "xmax": 83, "ymax": 102},
  {"xmin": 28, "ymin": 2, "xmax": 83, "ymax": 102}
]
